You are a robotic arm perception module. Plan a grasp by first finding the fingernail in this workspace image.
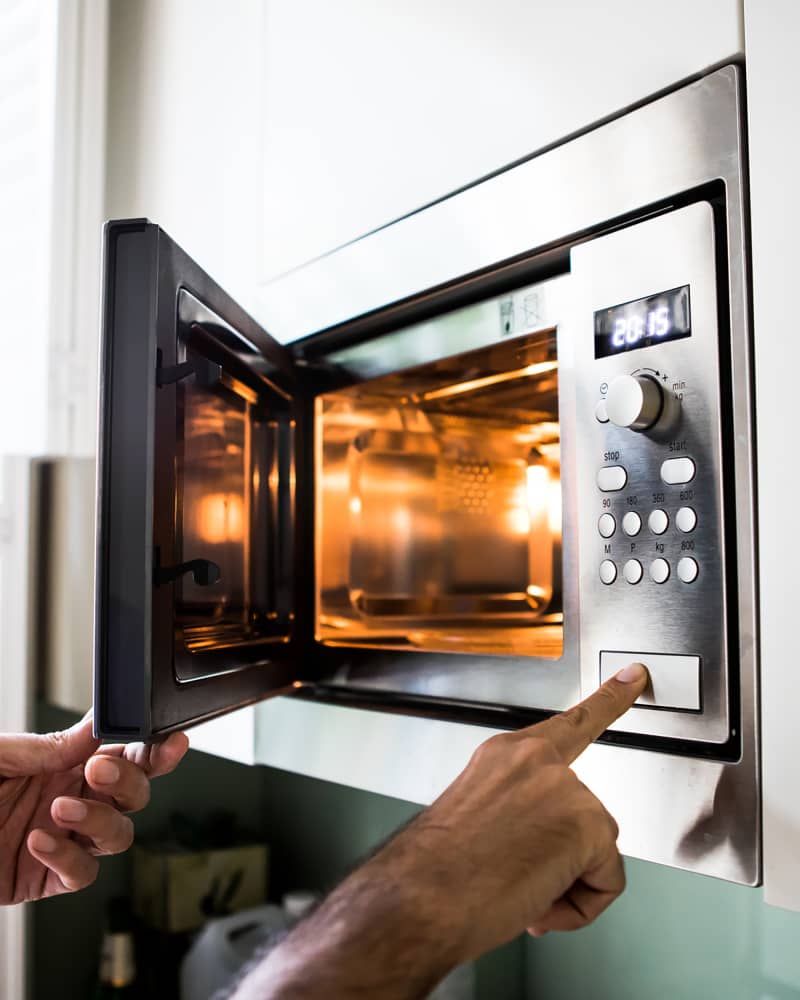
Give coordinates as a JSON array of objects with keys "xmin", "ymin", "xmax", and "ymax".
[
  {"xmin": 91, "ymin": 758, "xmax": 120, "ymax": 784},
  {"xmin": 55, "ymin": 798, "xmax": 88, "ymax": 822},
  {"xmin": 30, "ymin": 831, "xmax": 57, "ymax": 854},
  {"xmin": 615, "ymin": 662, "xmax": 647, "ymax": 683}
]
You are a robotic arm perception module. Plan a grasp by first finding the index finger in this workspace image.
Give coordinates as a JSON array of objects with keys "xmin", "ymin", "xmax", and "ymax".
[{"xmin": 524, "ymin": 662, "xmax": 649, "ymax": 763}]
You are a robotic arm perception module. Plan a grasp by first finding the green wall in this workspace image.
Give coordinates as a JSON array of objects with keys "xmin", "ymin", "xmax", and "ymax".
[{"xmin": 526, "ymin": 857, "xmax": 800, "ymax": 1000}]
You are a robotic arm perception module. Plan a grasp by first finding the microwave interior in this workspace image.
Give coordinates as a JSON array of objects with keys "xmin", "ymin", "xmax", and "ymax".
[
  {"xmin": 314, "ymin": 329, "xmax": 563, "ymax": 660},
  {"xmin": 175, "ymin": 281, "xmax": 575, "ymax": 715}
]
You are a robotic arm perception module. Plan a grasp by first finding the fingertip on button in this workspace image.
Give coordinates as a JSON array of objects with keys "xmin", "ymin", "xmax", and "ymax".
[{"xmin": 615, "ymin": 662, "xmax": 648, "ymax": 684}]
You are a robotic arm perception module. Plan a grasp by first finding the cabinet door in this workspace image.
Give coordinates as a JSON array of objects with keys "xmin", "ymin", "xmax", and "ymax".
[{"xmin": 95, "ymin": 220, "xmax": 303, "ymax": 740}]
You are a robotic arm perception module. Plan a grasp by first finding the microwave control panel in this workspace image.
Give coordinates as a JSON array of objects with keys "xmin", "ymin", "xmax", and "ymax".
[{"xmin": 570, "ymin": 202, "xmax": 730, "ymax": 745}]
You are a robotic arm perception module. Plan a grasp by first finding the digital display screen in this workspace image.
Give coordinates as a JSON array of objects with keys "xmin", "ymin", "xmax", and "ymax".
[{"xmin": 594, "ymin": 285, "xmax": 691, "ymax": 359}]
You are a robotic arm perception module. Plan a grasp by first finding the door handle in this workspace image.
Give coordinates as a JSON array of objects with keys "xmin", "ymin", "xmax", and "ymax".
[
  {"xmin": 156, "ymin": 356, "xmax": 222, "ymax": 387},
  {"xmin": 154, "ymin": 558, "xmax": 221, "ymax": 586}
]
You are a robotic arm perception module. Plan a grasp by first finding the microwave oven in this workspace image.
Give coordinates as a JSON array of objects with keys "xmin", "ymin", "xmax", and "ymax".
[{"xmin": 94, "ymin": 65, "xmax": 758, "ymax": 884}]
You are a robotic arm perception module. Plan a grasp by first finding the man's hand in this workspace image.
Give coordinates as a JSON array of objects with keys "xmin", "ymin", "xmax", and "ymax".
[
  {"xmin": 229, "ymin": 663, "xmax": 648, "ymax": 1000},
  {"xmin": 0, "ymin": 713, "xmax": 188, "ymax": 903},
  {"xmin": 411, "ymin": 661, "xmax": 648, "ymax": 953}
]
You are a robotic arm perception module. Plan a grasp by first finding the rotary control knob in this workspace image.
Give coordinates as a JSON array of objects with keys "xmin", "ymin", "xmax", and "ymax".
[{"xmin": 605, "ymin": 374, "xmax": 677, "ymax": 432}]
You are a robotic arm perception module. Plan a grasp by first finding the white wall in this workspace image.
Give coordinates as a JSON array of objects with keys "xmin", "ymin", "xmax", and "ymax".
[
  {"xmin": 0, "ymin": 0, "xmax": 107, "ymax": 468},
  {"xmin": 0, "ymin": 1, "xmax": 58, "ymax": 461},
  {"xmin": 106, "ymin": 0, "xmax": 267, "ymax": 317}
]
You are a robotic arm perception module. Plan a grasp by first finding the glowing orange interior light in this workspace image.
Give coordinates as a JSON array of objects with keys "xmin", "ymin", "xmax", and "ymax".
[{"xmin": 196, "ymin": 493, "xmax": 244, "ymax": 544}]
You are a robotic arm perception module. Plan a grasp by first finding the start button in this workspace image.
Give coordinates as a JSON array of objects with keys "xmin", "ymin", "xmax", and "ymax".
[{"xmin": 600, "ymin": 650, "xmax": 701, "ymax": 711}]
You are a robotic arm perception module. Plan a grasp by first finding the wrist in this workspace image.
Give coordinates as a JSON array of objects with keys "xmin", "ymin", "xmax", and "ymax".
[{"xmin": 233, "ymin": 825, "xmax": 469, "ymax": 1000}]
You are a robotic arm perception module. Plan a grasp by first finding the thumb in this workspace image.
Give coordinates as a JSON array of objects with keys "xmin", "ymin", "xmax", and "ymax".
[{"xmin": 0, "ymin": 711, "xmax": 100, "ymax": 778}]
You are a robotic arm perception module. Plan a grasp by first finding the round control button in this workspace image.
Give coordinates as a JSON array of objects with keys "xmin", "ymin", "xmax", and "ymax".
[
  {"xmin": 623, "ymin": 559, "xmax": 643, "ymax": 584},
  {"xmin": 649, "ymin": 558, "xmax": 670, "ymax": 584},
  {"xmin": 676, "ymin": 506, "xmax": 697, "ymax": 533},
  {"xmin": 606, "ymin": 374, "xmax": 665, "ymax": 431},
  {"xmin": 622, "ymin": 511, "xmax": 642, "ymax": 537},
  {"xmin": 594, "ymin": 399, "xmax": 610, "ymax": 423},
  {"xmin": 598, "ymin": 513, "xmax": 616, "ymax": 538},
  {"xmin": 648, "ymin": 508, "xmax": 669, "ymax": 535},
  {"xmin": 677, "ymin": 557, "xmax": 699, "ymax": 583},
  {"xmin": 599, "ymin": 560, "xmax": 617, "ymax": 585}
]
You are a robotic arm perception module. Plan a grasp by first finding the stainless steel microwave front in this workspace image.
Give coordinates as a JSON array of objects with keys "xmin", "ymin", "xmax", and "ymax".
[
  {"xmin": 572, "ymin": 203, "xmax": 732, "ymax": 746},
  {"xmin": 313, "ymin": 202, "xmax": 732, "ymax": 749},
  {"xmin": 94, "ymin": 65, "xmax": 758, "ymax": 884},
  {"xmin": 256, "ymin": 64, "xmax": 758, "ymax": 885}
]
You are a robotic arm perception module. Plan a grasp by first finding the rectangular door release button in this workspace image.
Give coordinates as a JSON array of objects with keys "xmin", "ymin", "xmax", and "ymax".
[
  {"xmin": 597, "ymin": 466, "xmax": 627, "ymax": 492},
  {"xmin": 599, "ymin": 651, "xmax": 701, "ymax": 711}
]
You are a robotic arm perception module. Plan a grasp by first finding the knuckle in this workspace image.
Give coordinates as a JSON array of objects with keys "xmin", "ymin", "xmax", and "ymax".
[
  {"xmin": 44, "ymin": 730, "xmax": 69, "ymax": 763},
  {"xmin": 537, "ymin": 762, "xmax": 575, "ymax": 796},
  {"xmin": 559, "ymin": 704, "xmax": 591, "ymax": 731},
  {"xmin": 570, "ymin": 785, "xmax": 610, "ymax": 834},
  {"xmin": 605, "ymin": 808, "xmax": 620, "ymax": 842},
  {"xmin": 129, "ymin": 743, "xmax": 150, "ymax": 771},
  {"xmin": 524, "ymin": 737, "xmax": 561, "ymax": 765},
  {"xmin": 96, "ymin": 813, "xmax": 136, "ymax": 856},
  {"xmin": 118, "ymin": 761, "xmax": 151, "ymax": 811},
  {"xmin": 116, "ymin": 816, "xmax": 135, "ymax": 854},
  {"xmin": 470, "ymin": 733, "xmax": 512, "ymax": 765},
  {"xmin": 135, "ymin": 776, "xmax": 152, "ymax": 811},
  {"xmin": 65, "ymin": 856, "xmax": 99, "ymax": 893},
  {"xmin": 594, "ymin": 684, "xmax": 623, "ymax": 712}
]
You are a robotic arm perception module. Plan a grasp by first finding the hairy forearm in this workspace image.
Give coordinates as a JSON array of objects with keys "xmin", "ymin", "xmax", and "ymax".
[{"xmin": 229, "ymin": 827, "xmax": 466, "ymax": 999}]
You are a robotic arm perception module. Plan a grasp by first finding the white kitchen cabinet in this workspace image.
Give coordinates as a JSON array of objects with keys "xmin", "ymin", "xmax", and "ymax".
[
  {"xmin": 105, "ymin": 0, "xmax": 267, "ymax": 321},
  {"xmin": 106, "ymin": 0, "xmax": 743, "ymax": 321},
  {"xmin": 260, "ymin": 0, "xmax": 744, "ymax": 280},
  {"xmin": 744, "ymin": 0, "xmax": 800, "ymax": 912}
]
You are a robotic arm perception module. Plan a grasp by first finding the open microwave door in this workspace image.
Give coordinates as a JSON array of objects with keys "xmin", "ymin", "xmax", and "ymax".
[{"xmin": 95, "ymin": 220, "xmax": 304, "ymax": 740}]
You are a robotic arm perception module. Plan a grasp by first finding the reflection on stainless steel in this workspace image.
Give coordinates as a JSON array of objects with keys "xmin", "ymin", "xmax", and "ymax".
[
  {"xmin": 418, "ymin": 360, "xmax": 558, "ymax": 402},
  {"xmin": 317, "ymin": 329, "xmax": 563, "ymax": 657}
]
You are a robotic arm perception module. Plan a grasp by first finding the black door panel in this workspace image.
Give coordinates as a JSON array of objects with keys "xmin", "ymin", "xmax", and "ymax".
[{"xmin": 95, "ymin": 220, "xmax": 304, "ymax": 740}]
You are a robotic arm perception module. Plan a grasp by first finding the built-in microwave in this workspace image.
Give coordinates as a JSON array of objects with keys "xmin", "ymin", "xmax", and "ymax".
[{"xmin": 94, "ymin": 65, "xmax": 758, "ymax": 885}]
